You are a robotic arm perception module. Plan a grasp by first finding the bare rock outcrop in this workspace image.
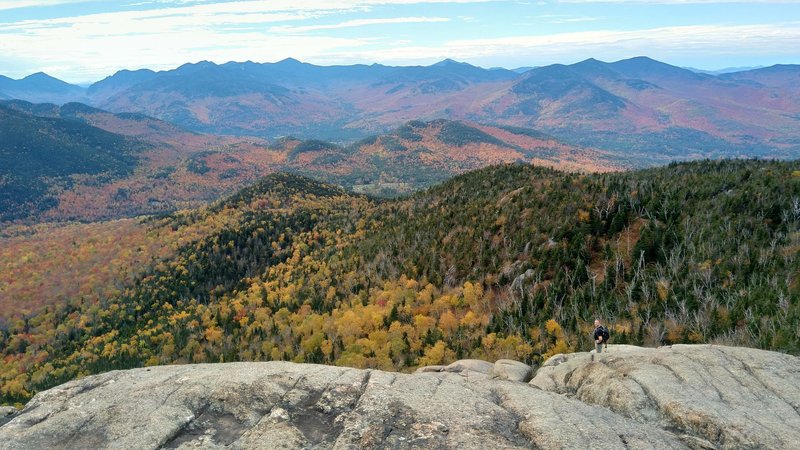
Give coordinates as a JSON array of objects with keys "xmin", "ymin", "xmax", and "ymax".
[
  {"xmin": 413, "ymin": 365, "xmax": 446, "ymax": 374},
  {"xmin": 530, "ymin": 344, "xmax": 800, "ymax": 449},
  {"xmin": 3, "ymin": 345, "xmax": 797, "ymax": 449},
  {"xmin": 443, "ymin": 359, "xmax": 494, "ymax": 376},
  {"xmin": 0, "ymin": 361, "xmax": 685, "ymax": 449},
  {"xmin": 491, "ymin": 360, "xmax": 533, "ymax": 382}
]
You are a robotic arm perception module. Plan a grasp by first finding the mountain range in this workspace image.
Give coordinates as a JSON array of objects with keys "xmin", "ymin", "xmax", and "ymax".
[
  {"xmin": 0, "ymin": 100, "xmax": 614, "ymax": 222},
  {"xmin": 2, "ymin": 57, "xmax": 799, "ymax": 164}
]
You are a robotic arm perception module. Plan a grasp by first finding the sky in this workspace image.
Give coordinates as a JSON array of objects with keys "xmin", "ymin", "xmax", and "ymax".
[{"xmin": 0, "ymin": 0, "xmax": 799, "ymax": 84}]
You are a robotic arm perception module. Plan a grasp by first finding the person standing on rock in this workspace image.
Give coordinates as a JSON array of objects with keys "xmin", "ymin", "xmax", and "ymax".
[{"xmin": 593, "ymin": 319, "xmax": 609, "ymax": 353}]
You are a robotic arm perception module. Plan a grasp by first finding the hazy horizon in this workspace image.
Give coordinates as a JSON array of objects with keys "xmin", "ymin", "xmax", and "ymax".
[
  {"xmin": 0, "ymin": 56, "xmax": 789, "ymax": 86},
  {"xmin": 1, "ymin": 0, "xmax": 798, "ymax": 84}
]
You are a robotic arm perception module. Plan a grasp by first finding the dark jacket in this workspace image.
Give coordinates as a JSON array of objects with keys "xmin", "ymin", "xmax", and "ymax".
[{"xmin": 594, "ymin": 326, "xmax": 606, "ymax": 342}]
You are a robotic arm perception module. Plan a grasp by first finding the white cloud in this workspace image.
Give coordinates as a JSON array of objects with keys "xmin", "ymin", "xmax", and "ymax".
[
  {"xmin": 325, "ymin": 23, "xmax": 800, "ymax": 65},
  {"xmin": 0, "ymin": 0, "xmax": 100, "ymax": 10},
  {"xmin": 0, "ymin": 0, "xmax": 496, "ymax": 28},
  {"xmin": 0, "ymin": 27, "xmax": 369, "ymax": 81},
  {"xmin": 0, "ymin": 0, "xmax": 497, "ymax": 14},
  {"xmin": 0, "ymin": 0, "xmax": 500, "ymax": 81},
  {"xmin": 0, "ymin": 0, "xmax": 797, "ymax": 81},
  {"xmin": 270, "ymin": 16, "xmax": 450, "ymax": 33}
]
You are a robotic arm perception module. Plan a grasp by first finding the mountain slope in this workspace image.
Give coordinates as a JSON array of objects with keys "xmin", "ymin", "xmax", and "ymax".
[
  {"xmin": 275, "ymin": 119, "xmax": 620, "ymax": 195},
  {"xmin": 0, "ymin": 73, "xmax": 85, "ymax": 104},
  {"xmin": 486, "ymin": 58, "xmax": 800, "ymax": 163},
  {"xmin": 1, "ymin": 99, "xmax": 211, "ymax": 147},
  {"xmin": 719, "ymin": 64, "xmax": 800, "ymax": 90},
  {"xmin": 91, "ymin": 59, "xmax": 516, "ymax": 139},
  {"xmin": 0, "ymin": 100, "xmax": 278, "ymax": 222},
  {"xmin": 86, "ymin": 68, "xmax": 157, "ymax": 99},
  {"xmin": 0, "ymin": 104, "xmax": 145, "ymax": 221},
  {"xmin": 1, "ymin": 160, "xmax": 797, "ymax": 405},
  {"xmin": 94, "ymin": 60, "xmax": 354, "ymax": 138},
  {"xmin": 0, "ymin": 103, "xmax": 615, "ymax": 221}
]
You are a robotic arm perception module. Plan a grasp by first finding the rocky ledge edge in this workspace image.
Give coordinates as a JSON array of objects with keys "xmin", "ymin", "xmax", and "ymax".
[{"xmin": 1, "ymin": 344, "xmax": 798, "ymax": 449}]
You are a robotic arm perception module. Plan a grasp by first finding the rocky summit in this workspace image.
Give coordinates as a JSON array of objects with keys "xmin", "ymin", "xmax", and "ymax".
[
  {"xmin": 1, "ymin": 345, "xmax": 798, "ymax": 449},
  {"xmin": 531, "ymin": 344, "xmax": 800, "ymax": 449}
]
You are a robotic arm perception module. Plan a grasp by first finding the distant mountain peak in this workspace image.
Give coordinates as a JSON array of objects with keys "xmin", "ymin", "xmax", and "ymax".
[
  {"xmin": 23, "ymin": 72, "xmax": 60, "ymax": 81},
  {"xmin": 277, "ymin": 57, "xmax": 304, "ymax": 65},
  {"xmin": 610, "ymin": 56, "xmax": 706, "ymax": 79},
  {"xmin": 87, "ymin": 68, "xmax": 158, "ymax": 95},
  {"xmin": 432, "ymin": 58, "xmax": 469, "ymax": 67},
  {"xmin": 176, "ymin": 60, "xmax": 218, "ymax": 72},
  {"xmin": 15, "ymin": 72, "xmax": 83, "ymax": 93},
  {"xmin": 570, "ymin": 58, "xmax": 610, "ymax": 69},
  {"xmin": 621, "ymin": 55, "xmax": 661, "ymax": 64},
  {"xmin": 121, "ymin": 68, "xmax": 156, "ymax": 75}
]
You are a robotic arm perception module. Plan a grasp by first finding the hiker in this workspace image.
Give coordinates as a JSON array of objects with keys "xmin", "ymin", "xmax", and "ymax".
[{"xmin": 593, "ymin": 319, "xmax": 609, "ymax": 353}]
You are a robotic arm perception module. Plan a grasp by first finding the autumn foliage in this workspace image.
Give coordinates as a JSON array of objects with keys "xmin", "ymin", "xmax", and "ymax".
[{"xmin": 1, "ymin": 160, "xmax": 798, "ymax": 406}]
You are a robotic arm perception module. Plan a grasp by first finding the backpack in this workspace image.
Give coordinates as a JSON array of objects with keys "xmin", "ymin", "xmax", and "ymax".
[{"xmin": 600, "ymin": 326, "xmax": 610, "ymax": 344}]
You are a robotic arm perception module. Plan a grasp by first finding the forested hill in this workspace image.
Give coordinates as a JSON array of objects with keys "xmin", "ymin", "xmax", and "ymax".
[
  {"xmin": 1, "ymin": 160, "xmax": 799, "ymax": 405},
  {"xmin": 0, "ymin": 104, "xmax": 145, "ymax": 221}
]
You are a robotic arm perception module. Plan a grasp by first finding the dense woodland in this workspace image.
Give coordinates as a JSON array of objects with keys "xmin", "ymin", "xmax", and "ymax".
[
  {"xmin": 1, "ymin": 160, "xmax": 798, "ymax": 406},
  {"xmin": 0, "ymin": 104, "xmax": 146, "ymax": 221}
]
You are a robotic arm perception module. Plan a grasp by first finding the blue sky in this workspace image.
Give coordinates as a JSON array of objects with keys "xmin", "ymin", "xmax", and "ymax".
[{"xmin": 1, "ymin": 0, "xmax": 799, "ymax": 83}]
